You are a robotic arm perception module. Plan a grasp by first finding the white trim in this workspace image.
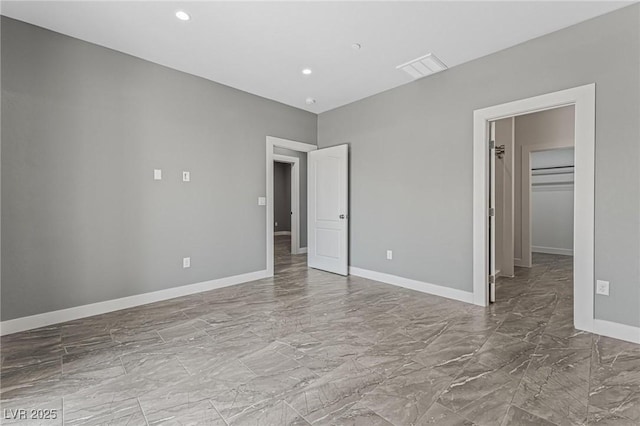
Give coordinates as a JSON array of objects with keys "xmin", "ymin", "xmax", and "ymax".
[
  {"xmin": 297, "ymin": 247, "xmax": 308, "ymax": 254},
  {"xmin": 266, "ymin": 136, "xmax": 316, "ymax": 276},
  {"xmin": 0, "ymin": 270, "xmax": 269, "ymax": 336},
  {"xmin": 593, "ymin": 319, "xmax": 640, "ymax": 344},
  {"xmin": 274, "ymin": 154, "xmax": 300, "ymax": 254},
  {"xmin": 349, "ymin": 267, "xmax": 474, "ymax": 304},
  {"xmin": 274, "ymin": 231, "xmax": 292, "ymax": 236},
  {"xmin": 473, "ymin": 84, "xmax": 595, "ymax": 336},
  {"xmin": 532, "ymin": 246, "xmax": 573, "ymax": 256}
]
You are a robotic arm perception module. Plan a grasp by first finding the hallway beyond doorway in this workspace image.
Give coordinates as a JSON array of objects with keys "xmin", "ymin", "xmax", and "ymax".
[{"xmin": 274, "ymin": 234, "xmax": 307, "ymax": 274}]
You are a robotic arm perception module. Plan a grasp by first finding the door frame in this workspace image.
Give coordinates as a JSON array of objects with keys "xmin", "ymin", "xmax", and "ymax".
[
  {"xmin": 273, "ymin": 154, "xmax": 300, "ymax": 255},
  {"xmin": 473, "ymin": 84, "xmax": 595, "ymax": 333},
  {"xmin": 266, "ymin": 136, "xmax": 317, "ymax": 276}
]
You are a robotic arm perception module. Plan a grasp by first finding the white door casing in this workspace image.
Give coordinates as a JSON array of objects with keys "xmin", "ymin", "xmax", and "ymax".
[
  {"xmin": 308, "ymin": 144, "xmax": 349, "ymax": 276},
  {"xmin": 473, "ymin": 84, "xmax": 594, "ymax": 336}
]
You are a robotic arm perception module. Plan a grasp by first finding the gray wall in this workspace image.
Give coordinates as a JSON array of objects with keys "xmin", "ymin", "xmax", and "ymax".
[
  {"xmin": 274, "ymin": 162, "xmax": 291, "ymax": 232},
  {"xmin": 1, "ymin": 17, "xmax": 317, "ymax": 321},
  {"xmin": 318, "ymin": 5, "xmax": 640, "ymax": 327},
  {"xmin": 274, "ymin": 147, "xmax": 308, "ymax": 248}
]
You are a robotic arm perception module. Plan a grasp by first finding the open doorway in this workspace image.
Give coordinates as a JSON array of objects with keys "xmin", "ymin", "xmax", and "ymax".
[
  {"xmin": 266, "ymin": 136, "xmax": 350, "ymax": 277},
  {"xmin": 473, "ymin": 84, "xmax": 595, "ymax": 334},
  {"xmin": 273, "ymin": 156, "xmax": 299, "ymax": 255},
  {"xmin": 492, "ymin": 106, "xmax": 575, "ymax": 283},
  {"xmin": 272, "ymin": 151, "xmax": 305, "ymax": 271},
  {"xmin": 265, "ymin": 137, "xmax": 317, "ymax": 276},
  {"xmin": 490, "ymin": 107, "xmax": 576, "ymax": 310}
]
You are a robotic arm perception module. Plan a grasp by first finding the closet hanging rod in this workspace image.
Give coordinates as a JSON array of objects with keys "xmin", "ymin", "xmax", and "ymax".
[{"xmin": 531, "ymin": 165, "xmax": 574, "ymax": 171}]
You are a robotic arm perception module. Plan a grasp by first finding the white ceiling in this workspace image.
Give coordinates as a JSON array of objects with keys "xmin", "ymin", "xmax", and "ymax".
[{"xmin": 1, "ymin": 1, "xmax": 632, "ymax": 113}]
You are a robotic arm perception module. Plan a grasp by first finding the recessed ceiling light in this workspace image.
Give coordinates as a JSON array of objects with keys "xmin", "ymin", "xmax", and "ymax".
[
  {"xmin": 302, "ymin": 68, "xmax": 312, "ymax": 75},
  {"xmin": 352, "ymin": 43, "xmax": 361, "ymax": 50},
  {"xmin": 175, "ymin": 10, "xmax": 190, "ymax": 21},
  {"xmin": 305, "ymin": 98, "xmax": 316, "ymax": 105}
]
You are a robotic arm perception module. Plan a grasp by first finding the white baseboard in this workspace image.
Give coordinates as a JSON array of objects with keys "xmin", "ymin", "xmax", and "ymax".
[
  {"xmin": 592, "ymin": 319, "xmax": 640, "ymax": 344},
  {"xmin": 0, "ymin": 270, "xmax": 269, "ymax": 336},
  {"xmin": 274, "ymin": 231, "xmax": 292, "ymax": 236},
  {"xmin": 349, "ymin": 267, "xmax": 474, "ymax": 304},
  {"xmin": 298, "ymin": 247, "xmax": 307, "ymax": 254},
  {"xmin": 532, "ymin": 246, "xmax": 573, "ymax": 256}
]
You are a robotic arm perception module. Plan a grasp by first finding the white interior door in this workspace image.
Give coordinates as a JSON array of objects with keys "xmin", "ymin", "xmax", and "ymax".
[
  {"xmin": 308, "ymin": 144, "xmax": 349, "ymax": 275},
  {"xmin": 489, "ymin": 121, "xmax": 497, "ymax": 303}
]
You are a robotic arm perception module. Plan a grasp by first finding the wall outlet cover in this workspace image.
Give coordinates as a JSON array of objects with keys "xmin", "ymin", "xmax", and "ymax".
[
  {"xmin": 596, "ymin": 280, "xmax": 609, "ymax": 296},
  {"xmin": 182, "ymin": 171, "xmax": 190, "ymax": 182},
  {"xmin": 183, "ymin": 257, "xmax": 191, "ymax": 268},
  {"xmin": 386, "ymin": 250, "xmax": 393, "ymax": 260},
  {"xmin": 154, "ymin": 169, "xmax": 162, "ymax": 180},
  {"xmin": 258, "ymin": 197, "xmax": 266, "ymax": 206}
]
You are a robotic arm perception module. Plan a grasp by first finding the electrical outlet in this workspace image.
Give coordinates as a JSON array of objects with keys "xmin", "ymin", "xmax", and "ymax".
[
  {"xmin": 154, "ymin": 169, "xmax": 162, "ymax": 180},
  {"xmin": 258, "ymin": 197, "xmax": 266, "ymax": 206},
  {"xmin": 182, "ymin": 171, "xmax": 190, "ymax": 182},
  {"xmin": 386, "ymin": 250, "xmax": 393, "ymax": 260},
  {"xmin": 183, "ymin": 257, "xmax": 191, "ymax": 268},
  {"xmin": 596, "ymin": 280, "xmax": 609, "ymax": 296},
  {"xmin": 275, "ymin": 222, "xmax": 278, "ymax": 227}
]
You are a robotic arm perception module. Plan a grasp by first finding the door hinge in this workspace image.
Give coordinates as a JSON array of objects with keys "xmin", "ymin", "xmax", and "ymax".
[
  {"xmin": 489, "ymin": 275, "xmax": 495, "ymax": 285},
  {"xmin": 489, "ymin": 207, "xmax": 495, "ymax": 217},
  {"xmin": 489, "ymin": 140, "xmax": 495, "ymax": 150}
]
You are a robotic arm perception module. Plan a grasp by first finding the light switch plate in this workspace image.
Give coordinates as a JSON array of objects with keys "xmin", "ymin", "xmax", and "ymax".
[
  {"xmin": 154, "ymin": 169, "xmax": 162, "ymax": 180},
  {"xmin": 386, "ymin": 250, "xmax": 393, "ymax": 260},
  {"xmin": 258, "ymin": 197, "xmax": 266, "ymax": 206},
  {"xmin": 182, "ymin": 171, "xmax": 190, "ymax": 182},
  {"xmin": 183, "ymin": 257, "xmax": 191, "ymax": 268},
  {"xmin": 596, "ymin": 280, "xmax": 609, "ymax": 296}
]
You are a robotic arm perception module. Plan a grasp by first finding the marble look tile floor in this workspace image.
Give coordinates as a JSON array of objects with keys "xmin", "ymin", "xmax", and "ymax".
[{"xmin": 1, "ymin": 236, "xmax": 639, "ymax": 425}]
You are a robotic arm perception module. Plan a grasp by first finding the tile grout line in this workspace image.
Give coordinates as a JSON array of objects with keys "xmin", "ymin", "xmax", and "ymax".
[
  {"xmin": 283, "ymin": 400, "xmax": 314, "ymax": 425},
  {"xmin": 136, "ymin": 397, "xmax": 150, "ymax": 426},
  {"xmin": 208, "ymin": 400, "xmax": 230, "ymax": 426},
  {"xmin": 511, "ymin": 405, "xmax": 561, "ymax": 426},
  {"xmin": 174, "ymin": 355, "xmax": 192, "ymax": 376},
  {"xmin": 119, "ymin": 355, "xmax": 128, "ymax": 375},
  {"xmin": 237, "ymin": 358, "xmax": 260, "ymax": 378}
]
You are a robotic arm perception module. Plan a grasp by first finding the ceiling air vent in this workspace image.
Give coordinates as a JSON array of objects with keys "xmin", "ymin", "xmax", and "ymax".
[{"xmin": 396, "ymin": 53, "xmax": 447, "ymax": 79}]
